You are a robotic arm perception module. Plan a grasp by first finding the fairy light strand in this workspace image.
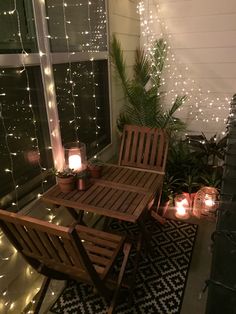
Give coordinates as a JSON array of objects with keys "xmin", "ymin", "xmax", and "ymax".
[
  {"xmin": 61, "ymin": 0, "xmax": 79, "ymax": 142},
  {"xmin": 0, "ymin": 103, "xmax": 19, "ymax": 209},
  {"xmin": 87, "ymin": 0, "xmax": 101, "ymax": 154},
  {"xmin": 14, "ymin": 0, "xmax": 46, "ymax": 194},
  {"xmin": 138, "ymin": 0, "xmax": 232, "ymax": 134}
]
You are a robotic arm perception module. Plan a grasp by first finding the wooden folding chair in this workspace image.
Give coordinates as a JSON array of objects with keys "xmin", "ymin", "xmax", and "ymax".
[
  {"xmin": 0, "ymin": 209, "xmax": 132, "ymax": 314},
  {"xmin": 119, "ymin": 124, "xmax": 169, "ymax": 223}
]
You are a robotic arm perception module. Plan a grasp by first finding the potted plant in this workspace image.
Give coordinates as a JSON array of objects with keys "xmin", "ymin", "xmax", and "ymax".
[
  {"xmin": 159, "ymin": 174, "xmax": 180, "ymax": 216},
  {"xmin": 186, "ymin": 133, "xmax": 227, "ymax": 168},
  {"xmin": 87, "ymin": 158, "xmax": 103, "ymax": 178},
  {"xmin": 110, "ymin": 36, "xmax": 186, "ymax": 136},
  {"xmin": 76, "ymin": 170, "xmax": 90, "ymax": 191},
  {"xmin": 53, "ymin": 168, "xmax": 76, "ymax": 193},
  {"xmin": 164, "ymin": 140, "xmax": 202, "ymax": 210}
]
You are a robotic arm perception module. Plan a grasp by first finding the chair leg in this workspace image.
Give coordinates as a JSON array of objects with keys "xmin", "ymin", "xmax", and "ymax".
[
  {"xmin": 108, "ymin": 242, "xmax": 132, "ymax": 314},
  {"xmin": 34, "ymin": 277, "xmax": 51, "ymax": 314},
  {"xmin": 151, "ymin": 210, "xmax": 166, "ymax": 224}
]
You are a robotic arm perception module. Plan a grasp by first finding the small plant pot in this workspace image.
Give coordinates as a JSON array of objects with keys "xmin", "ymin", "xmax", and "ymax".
[
  {"xmin": 88, "ymin": 165, "xmax": 103, "ymax": 178},
  {"xmin": 77, "ymin": 178, "xmax": 90, "ymax": 191},
  {"xmin": 57, "ymin": 176, "xmax": 75, "ymax": 193}
]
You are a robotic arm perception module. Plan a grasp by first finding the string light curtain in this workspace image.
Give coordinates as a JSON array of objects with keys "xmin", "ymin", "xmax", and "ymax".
[
  {"xmin": 138, "ymin": 0, "xmax": 231, "ymax": 135},
  {"xmin": 0, "ymin": 1, "xmax": 53, "ymax": 211},
  {"xmin": 0, "ymin": 1, "xmax": 110, "ymax": 312},
  {"xmin": 45, "ymin": 0, "xmax": 111, "ymax": 157}
]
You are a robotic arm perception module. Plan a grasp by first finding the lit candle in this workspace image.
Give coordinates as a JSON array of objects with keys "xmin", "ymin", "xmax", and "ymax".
[
  {"xmin": 175, "ymin": 196, "xmax": 190, "ymax": 219},
  {"xmin": 205, "ymin": 199, "xmax": 214, "ymax": 207},
  {"xmin": 68, "ymin": 154, "xmax": 81, "ymax": 171},
  {"xmin": 176, "ymin": 204, "xmax": 187, "ymax": 217}
]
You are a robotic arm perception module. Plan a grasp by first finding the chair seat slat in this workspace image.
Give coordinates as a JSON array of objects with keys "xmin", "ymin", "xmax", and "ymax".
[
  {"xmin": 79, "ymin": 232, "xmax": 119, "ymax": 249},
  {"xmin": 76, "ymin": 225, "xmax": 122, "ymax": 242},
  {"xmin": 84, "ymin": 242, "xmax": 114, "ymax": 258}
]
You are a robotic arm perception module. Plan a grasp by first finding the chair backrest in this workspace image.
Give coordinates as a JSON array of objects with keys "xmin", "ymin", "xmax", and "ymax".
[
  {"xmin": 119, "ymin": 125, "xmax": 169, "ymax": 173},
  {"xmin": 0, "ymin": 209, "xmax": 106, "ymax": 285}
]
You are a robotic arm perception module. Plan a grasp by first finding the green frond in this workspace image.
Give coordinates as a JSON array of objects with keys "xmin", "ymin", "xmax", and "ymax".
[
  {"xmin": 133, "ymin": 49, "xmax": 150, "ymax": 86},
  {"xmin": 111, "ymin": 35, "xmax": 186, "ymax": 135}
]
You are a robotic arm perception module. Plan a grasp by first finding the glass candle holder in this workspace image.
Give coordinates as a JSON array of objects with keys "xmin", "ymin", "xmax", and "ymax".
[
  {"xmin": 193, "ymin": 186, "xmax": 219, "ymax": 218},
  {"xmin": 175, "ymin": 194, "xmax": 190, "ymax": 219},
  {"xmin": 64, "ymin": 142, "xmax": 87, "ymax": 172}
]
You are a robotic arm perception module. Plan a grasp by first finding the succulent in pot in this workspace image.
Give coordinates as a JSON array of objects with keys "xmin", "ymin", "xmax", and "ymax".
[
  {"xmin": 53, "ymin": 168, "xmax": 76, "ymax": 193},
  {"xmin": 87, "ymin": 158, "xmax": 103, "ymax": 178}
]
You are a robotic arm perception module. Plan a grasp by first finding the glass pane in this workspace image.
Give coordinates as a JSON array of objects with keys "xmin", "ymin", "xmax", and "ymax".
[
  {"xmin": 0, "ymin": 1, "xmax": 37, "ymax": 53},
  {"xmin": 46, "ymin": 0, "xmax": 107, "ymax": 52},
  {"xmin": 53, "ymin": 60, "xmax": 111, "ymax": 157},
  {"xmin": 0, "ymin": 67, "xmax": 53, "ymax": 210}
]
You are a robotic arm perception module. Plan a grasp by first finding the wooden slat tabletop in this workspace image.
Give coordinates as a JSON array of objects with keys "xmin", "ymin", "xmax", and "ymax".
[
  {"xmin": 42, "ymin": 164, "xmax": 162, "ymax": 223},
  {"xmin": 42, "ymin": 181, "xmax": 153, "ymax": 223}
]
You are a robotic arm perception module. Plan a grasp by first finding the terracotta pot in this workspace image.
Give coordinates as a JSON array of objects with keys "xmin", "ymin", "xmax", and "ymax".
[
  {"xmin": 57, "ymin": 176, "xmax": 75, "ymax": 193},
  {"xmin": 88, "ymin": 165, "xmax": 103, "ymax": 178}
]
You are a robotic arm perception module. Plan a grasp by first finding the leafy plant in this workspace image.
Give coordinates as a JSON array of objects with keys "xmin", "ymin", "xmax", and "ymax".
[
  {"xmin": 88, "ymin": 157, "xmax": 103, "ymax": 167},
  {"xmin": 186, "ymin": 133, "xmax": 227, "ymax": 166},
  {"xmin": 110, "ymin": 36, "xmax": 186, "ymax": 136},
  {"xmin": 51, "ymin": 168, "xmax": 75, "ymax": 178},
  {"xmin": 76, "ymin": 170, "xmax": 89, "ymax": 179},
  {"xmin": 181, "ymin": 169, "xmax": 201, "ymax": 194},
  {"xmin": 200, "ymin": 170, "xmax": 222, "ymax": 189},
  {"xmin": 161, "ymin": 173, "xmax": 181, "ymax": 203},
  {"xmin": 163, "ymin": 140, "xmax": 202, "ymax": 199}
]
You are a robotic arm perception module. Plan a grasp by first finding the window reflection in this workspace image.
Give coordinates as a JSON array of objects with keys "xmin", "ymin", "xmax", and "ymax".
[
  {"xmin": 46, "ymin": 0, "xmax": 107, "ymax": 52},
  {"xmin": 0, "ymin": 67, "xmax": 53, "ymax": 209},
  {"xmin": 0, "ymin": 1, "xmax": 37, "ymax": 54},
  {"xmin": 53, "ymin": 60, "xmax": 110, "ymax": 157}
]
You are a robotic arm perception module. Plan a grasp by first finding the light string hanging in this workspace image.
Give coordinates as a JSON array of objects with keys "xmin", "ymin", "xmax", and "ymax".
[
  {"xmin": 61, "ymin": 0, "xmax": 79, "ymax": 142},
  {"xmin": 87, "ymin": 0, "xmax": 101, "ymax": 156},
  {"xmin": 0, "ymin": 1, "xmax": 50, "ymax": 312},
  {"xmin": 138, "ymin": 0, "xmax": 232, "ymax": 135},
  {"xmin": 0, "ymin": 102, "xmax": 19, "ymax": 210},
  {"xmin": 16, "ymin": 0, "xmax": 47, "ymax": 197},
  {"xmin": 0, "ymin": 0, "xmax": 46, "ymax": 206}
]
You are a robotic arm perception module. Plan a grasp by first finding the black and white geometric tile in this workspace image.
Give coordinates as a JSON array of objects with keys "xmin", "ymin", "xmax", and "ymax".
[{"xmin": 50, "ymin": 219, "xmax": 198, "ymax": 314}]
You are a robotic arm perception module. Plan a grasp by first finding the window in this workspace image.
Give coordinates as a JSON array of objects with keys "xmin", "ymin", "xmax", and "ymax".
[
  {"xmin": 46, "ymin": 0, "xmax": 107, "ymax": 52},
  {"xmin": 0, "ymin": 67, "xmax": 53, "ymax": 209},
  {"xmin": 0, "ymin": 1, "xmax": 37, "ymax": 53},
  {"xmin": 53, "ymin": 60, "xmax": 110, "ymax": 157},
  {"xmin": 0, "ymin": 0, "xmax": 110, "ymax": 211}
]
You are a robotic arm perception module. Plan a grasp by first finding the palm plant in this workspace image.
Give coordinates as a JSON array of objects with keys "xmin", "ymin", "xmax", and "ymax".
[{"xmin": 110, "ymin": 36, "xmax": 186, "ymax": 135}]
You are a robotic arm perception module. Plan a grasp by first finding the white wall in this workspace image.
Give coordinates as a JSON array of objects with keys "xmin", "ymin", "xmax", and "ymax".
[{"xmin": 141, "ymin": 0, "xmax": 236, "ymax": 137}]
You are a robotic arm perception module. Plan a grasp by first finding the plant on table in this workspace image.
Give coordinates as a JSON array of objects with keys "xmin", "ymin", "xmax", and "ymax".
[
  {"xmin": 52, "ymin": 168, "xmax": 76, "ymax": 193},
  {"xmin": 87, "ymin": 157, "xmax": 104, "ymax": 178}
]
